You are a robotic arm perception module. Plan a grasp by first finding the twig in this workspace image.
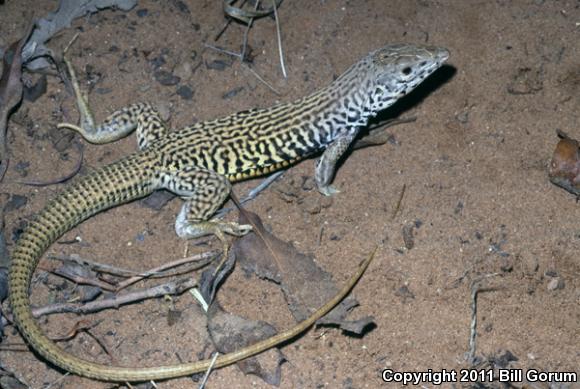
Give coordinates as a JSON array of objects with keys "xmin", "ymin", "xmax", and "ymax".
[
  {"xmin": 241, "ymin": 62, "xmax": 281, "ymax": 95},
  {"xmin": 18, "ymin": 142, "xmax": 84, "ymax": 186},
  {"xmin": 353, "ymin": 116, "xmax": 417, "ymax": 150},
  {"xmin": 43, "ymin": 372, "xmax": 71, "ymax": 389},
  {"xmin": 203, "ymin": 43, "xmax": 243, "ymax": 60},
  {"xmin": 48, "ymin": 254, "xmax": 146, "ymax": 277},
  {"xmin": 271, "ymin": 0, "xmax": 287, "ymax": 78},
  {"xmin": 31, "ymin": 277, "xmax": 198, "ymax": 317},
  {"xmin": 215, "ymin": 170, "xmax": 283, "ymax": 217},
  {"xmin": 241, "ymin": 0, "xmax": 260, "ymax": 61},
  {"xmin": 468, "ymin": 281, "xmax": 479, "ymax": 364},
  {"xmin": 39, "ymin": 262, "xmax": 117, "ymax": 291},
  {"xmin": 198, "ymin": 353, "xmax": 219, "ymax": 389},
  {"xmin": 367, "ymin": 116, "xmax": 417, "ymax": 133},
  {"xmin": 115, "ymin": 252, "xmax": 216, "ymax": 291},
  {"xmin": 48, "ymin": 251, "xmax": 216, "ymax": 279},
  {"xmin": 467, "ymin": 274, "xmax": 500, "ymax": 364},
  {"xmin": 391, "ymin": 184, "xmax": 406, "ymax": 220}
]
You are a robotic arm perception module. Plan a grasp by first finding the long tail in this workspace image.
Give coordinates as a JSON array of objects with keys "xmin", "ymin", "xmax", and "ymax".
[
  {"xmin": 9, "ymin": 153, "xmax": 161, "ymax": 380},
  {"xmin": 9, "ymin": 152, "xmax": 375, "ymax": 382}
]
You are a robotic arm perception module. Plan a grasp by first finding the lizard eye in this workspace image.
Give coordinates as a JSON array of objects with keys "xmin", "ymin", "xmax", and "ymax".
[{"xmin": 401, "ymin": 66, "xmax": 412, "ymax": 76}]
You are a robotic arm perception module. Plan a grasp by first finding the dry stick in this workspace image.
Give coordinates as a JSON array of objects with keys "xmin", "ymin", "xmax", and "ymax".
[
  {"xmin": 215, "ymin": 0, "xmax": 249, "ymax": 41},
  {"xmin": 40, "ymin": 264, "xmax": 117, "ymax": 291},
  {"xmin": 468, "ymin": 281, "xmax": 479, "ymax": 363},
  {"xmin": 48, "ymin": 251, "xmax": 216, "ymax": 279},
  {"xmin": 114, "ymin": 252, "xmax": 217, "ymax": 291},
  {"xmin": 391, "ymin": 184, "xmax": 406, "ymax": 220},
  {"xmin": 31, "ymin": 277, "xmax": 197, "ymax": 318},
  {"xmin": 204, "ymin": 42, "xmax": 281, "ymax": 95},
  {"xmin": 241, "ymin": 63, "xmax": 281, "ymax": 95},
  {"xmin": 271, "ymin": 0, "xmax": 287, "ymax": 78},
  {"xmin": 18, "ymin": 142, "xmax": 84, "ymax": 186},
  {"xmin": 203, "ymin": 43, "xmax": 242, "ymax": 60},
  {"xmin": 198, "ymin": 353, "xmax": 219, "ymax": 389},
  {"xmin": 215, "ymin": 170, "xmax": 283, "ymax": 218},
  {"xmin": 467, "ymin": 274, "xmax": 500, "ymax": 364},
  {"xmin": 48, "ymin": 254, "xmax": 146, "ymax": 277},
  {"xmin": 240, "ymin": 0, "xmax": 260, "ymax": 61}
]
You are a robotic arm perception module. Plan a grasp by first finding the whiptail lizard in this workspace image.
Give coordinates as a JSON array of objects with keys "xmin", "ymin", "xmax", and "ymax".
[{"xmin": 9, "ymin": 43, "xmax": 449, "ymax": 382}]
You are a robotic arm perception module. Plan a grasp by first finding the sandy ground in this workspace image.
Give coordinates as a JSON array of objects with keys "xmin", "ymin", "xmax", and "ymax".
[{"xmin": 1, "ymin": 0, "xmax": 579, "ymax": 388}]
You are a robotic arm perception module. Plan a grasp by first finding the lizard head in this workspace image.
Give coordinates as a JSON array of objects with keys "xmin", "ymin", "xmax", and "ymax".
[{"xmin": 365, "ymin": 44, "xmax": 449, "ymax": 115}]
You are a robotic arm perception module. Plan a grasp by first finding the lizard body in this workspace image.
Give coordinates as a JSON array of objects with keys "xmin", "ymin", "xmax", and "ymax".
[{"xmin": 9, "ymin": 43, "xmax": 448, "ymax": 381}]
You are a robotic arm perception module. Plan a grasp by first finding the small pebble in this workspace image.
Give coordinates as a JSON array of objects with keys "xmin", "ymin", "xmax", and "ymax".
[
  {"xmin": 15, "ymin": 160, "xmax": 29, "ymax": 177},
  {"xmin": 154, "ymin": 70, "xmax": 180, "ymax": 86},
  {"xmin": 173, "ymin": 0, "xmax": 190, "ymax": 13},
  {"xmin": 4, "ymin": 194, "xmax": 28, "ymax": 213},
  {"xmin": 547, "ymin": 277, "xmax": 565, "ymax": 291},
  {"xmin": 206, "ymin": 59, "xmax": 232, "ymax": 71},
  {"xmin": 95, "ymin": 87, "xmax": 113, "ymax": 95},
  {"xmin": 222, "ymin": 86, "xmax": 244, "ymax": 99},
  {"xmin": 136, "ymin": 8, "xmax": 148, "ymax": 17},
  {"xmin": 176, "ymin": 85, "xmax": 194, "ymax": 100},
  {"xmin": 149, "ymin": 55, "xmax": 166, "ymax": 69}
]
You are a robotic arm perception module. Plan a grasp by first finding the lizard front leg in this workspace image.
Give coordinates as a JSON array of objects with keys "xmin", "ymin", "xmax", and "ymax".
[{"xmin": 315, "ymin": 132, "xmax": 357, "ymax": 196}]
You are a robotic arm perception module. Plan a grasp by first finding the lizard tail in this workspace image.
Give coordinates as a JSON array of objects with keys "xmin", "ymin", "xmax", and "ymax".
[
  {"xmin": 8, "ymin": 153, "xmax": 164, "ymax": 381},
  {"xmin": 9, "ymin": 151, "xmax": 374, "ymax": 382}
]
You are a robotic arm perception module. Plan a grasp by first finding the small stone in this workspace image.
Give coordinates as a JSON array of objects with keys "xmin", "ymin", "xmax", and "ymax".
[
  {"xmin": 206, "ymin": 59, "xmax": 232, "ymax": 71},
  {"xmin": 172, "ymin": 0, "xmax": 190, "ymax": 13},
  {"xmin": 301, "ymin": 176, "xmax": 315, "ymax": 191},
  {"xmin": 176, "ymin": 85, "xmax": 194, "ymax": 100},
  {"xmin": 395, "ymin": 285, "xmax": 415, "ymax": 300},
  {"xmin": 4, "ymin": 194, "xmax": 28, "ymax": 212},
  {"xmin": 544, "ymin": 269, "xmax": 558, "ymax": 277},
  {"xmin": 23, "ymin": 74, "xmax": 47, "ymax": 102},
  {"xmin": 547, "ymin": 277, "xmax": 565, "ymax": 291},
  {"xmin": 95, "ymin": 87, "xmax": 112, "ymax": 95},
  {"xmin": 15, "ymin": 161, "xmax": 29, "ymax": 177},
  {"xmin": 222, "ymin": 86, "xmax": 244, "ymax": 99},
  {"xmin": 136, "ymin": 8, "xmax": 148, "ymax": 17},
  {"xmin": 154, "ymin": 70, "xmax": 180, "ymax": 86},
  {"xmin": 149, "ymin": 55, "xmax": 166, "ymax": 69}
]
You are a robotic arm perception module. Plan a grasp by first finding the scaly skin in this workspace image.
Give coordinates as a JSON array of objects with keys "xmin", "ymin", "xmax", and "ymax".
[{"xmin": 9, "ymin": 43, "xmax": 448, "ymax": 381}]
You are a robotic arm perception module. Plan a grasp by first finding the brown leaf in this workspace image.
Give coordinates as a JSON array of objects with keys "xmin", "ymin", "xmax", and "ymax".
[
  {"xmin": 549, "ymin": 136, "xmax": 580, "ymax": 196},
  {"xmin": 207, "ymin": 301, "xmax": 284, "ymax": 386},
  {"xmin": 234, "ymin": 211, "xmax": 374, "ymax": 334},
  {"xmin": 0, "ymin": 22, "xmax": 34, "ymax": 181}
]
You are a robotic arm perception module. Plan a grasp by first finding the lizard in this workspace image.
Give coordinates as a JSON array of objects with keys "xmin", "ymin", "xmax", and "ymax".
[{"xmin": 9, "ymin": 43, "xmax": 449, "ymax": 382}]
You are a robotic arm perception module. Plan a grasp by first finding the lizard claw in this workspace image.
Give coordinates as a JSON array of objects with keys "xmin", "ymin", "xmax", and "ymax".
[{"xmin": 318, "ymin": 184, "xmax": 340, "ymax": 196}]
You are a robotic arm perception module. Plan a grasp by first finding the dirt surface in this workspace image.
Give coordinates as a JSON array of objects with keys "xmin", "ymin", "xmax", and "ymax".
[{"xmin": 1, "ymin": 1, "xmax": 579, "ymax": 388}]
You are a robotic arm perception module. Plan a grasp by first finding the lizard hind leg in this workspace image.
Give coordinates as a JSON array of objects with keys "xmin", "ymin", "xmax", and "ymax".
[
  {"xmin": 57, "ymin": 48, "xmax": 168, "ymax": 149},
  {"xmin": 161, "ymin": 166, "xmax": 252, "ymax": 259}
]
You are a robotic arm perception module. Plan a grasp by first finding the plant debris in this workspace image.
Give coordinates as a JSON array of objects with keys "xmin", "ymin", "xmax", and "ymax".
[
  {"xmin": 20, "ymin": 0, "xmax": 137, "ymax": 71},
  {"xmin": 548, "ymin": 131, "xmax": 580, "ymax": 197},
  {"xmin": 233, "ymin": 211, "xmax": 374, "ymax": 334},
  {"xmin": 0, "ymin": 23, "xmax": 33, "ymax": 183},
  {"xmin": 207, "ymin": 301, "xmax": 285, "ymax": 386}
]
